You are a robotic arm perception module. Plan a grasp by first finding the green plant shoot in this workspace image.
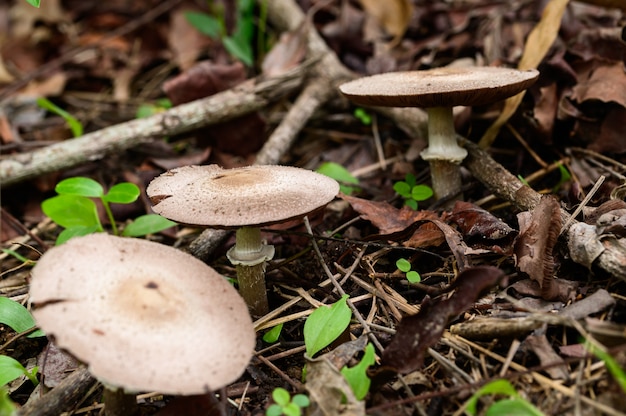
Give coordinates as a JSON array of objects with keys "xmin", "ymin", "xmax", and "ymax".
[
  {"xmin": 0, "ymin": 298, "xmax": 44, "ymax": 338},
  {"xmin": 464, "ymin": 379, "xmax": 543, "ymax": 416},
  {"xmin": 396, "ymin": 258, "xmax": 421, "ymax": 283},
  {"xmin": 262, "ymin": 323, "xmax": 284, "ymax": 344},
  {"xmin": 266, "ymin": 387, "xmax": 310, "ymax": 416},
  {"xmin": 585, "ymin": 340, "xmax": 626, "ymax": 393},
  {"xmin": 393, "ymin": 173, "xmax": 433, "ymax": 210},
  {"xmin": 0, "ymin": 356, "xmax": 38, "ymax": 387},
  {"xmin": 304, "ymin": 294, "xmax": 352, "ymax": 357},
  {"xmin": 36, "ymin": 97, "xmax": 83, "ymax": 137},
  {"xmin": 317, "ymin": 162, "xmax": 360, "ymax": 195},
  {"xmin": 42, "ymin": 177, "xmax": 176, "ymax": 244},
  {"xmin": 341, "ymin": 342, "xmax": 376, "ymax": 400},
  {"xmin": 353, "ymin": 108, "xmax": 372, "ymax": 125},
  {"xmin": 0, "ymin": 387, "xmax": 17, "ymax": 416}
]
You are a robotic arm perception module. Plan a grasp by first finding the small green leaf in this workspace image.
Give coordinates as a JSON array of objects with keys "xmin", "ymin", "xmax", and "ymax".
[
  {"xmin": 465, "ymin": 379, "xmax": 520, "ymax": 415},
  {"xmin": 0, "ymin": 356, "xmax": 35, "ymax": 387},
  {"xmin": 42, "ymin": 195, "xmax": 101, "ymax": 229},
  {"xmin": 262, "ymin": 323, "xmax": 283, "ymax": 344},
  {"xmin": 396, "ymin": 258, "xmax": 411, "ymax": 273},
  {"xmin": 486, "ymin": 398, "xmax": 544, "ymax": 416},
  {"xmin": 122, "ymin": 214, "xmax": 176, "ymax": 237},
  {"xmin": 104, "ymin": 183, "xmax": 140, "ymax": 204},
  {"xmin": 291, "ymin": 394, "xmax": 310, "ymax": 408},
  {"xmin": 316, "ymin": 162, "xmax": 359, "ymax": 195},
  {"xmin": 304, "ymin": 294, "xmax": 352, "ymax": 357},
  {"xmin": 282, "ymin": 403, "xmax": 301, "ymax": 416},
  {"xmin": 353, "ymin": 108, "xmax": 372, "ymax": 125},
  {"xmin": 405, "ymin": 173, "xmax": 417, "ymax": 188},
  {"xmin": 56, "ymin": 226, "xmax": 101, "ymax": 245},
  {"xmin": 0, "ymin": 298, "xmax": 44, "ymax": 338},
  {"xmin": 55, "ymin": 177, "xmax": 103, "ymax": 198},
  {"xmin": 586, "ymin": 342, "xmax": 626, "ymax": 393},
  {"xmin": 411, "ymin": 184, "xmax": 433, "ymax": 201},
  {"xmin": 25, "ymin": 0, "xmax": 40, "ymax": 7},
  {"xmin": 223, "ymin": 36, "xmax": 253, "ymax": 66},
  {"xmin": 405, "ymin": 199, "xmax": 418, "ymax": 210},
  {"xmin": 393, "ymin": 181, "xmax": 411, "ymax": 198},
  {"xmin": 341, "ymin": 343, "xmax": 376, "ymax": 400},
  {"xmin": 0, "ymin": 387, "xmax": 17, "ymax": 415},
  {"xmin": 36, "ymin": 97, "xmax": 83, "ymax": 137},
  {"xmin": 184, "ymin": 11, "xmax": 222, "ymax": 38},
  {"xmin": 272, "ymin": 388, "xmax": 291, "ymax": 406},
  {"xmin": 265, "ymin": 404, "xmax": 283, "ymax": 416},
  {"xmin": 406, "ymin": 270, "xmax": 421, "ymax": 283}
]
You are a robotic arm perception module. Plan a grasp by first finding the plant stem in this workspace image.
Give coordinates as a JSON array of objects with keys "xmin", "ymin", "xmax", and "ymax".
[{"xmin": 101, "ymin": 199, "xmax": 118, "ymax": 236}]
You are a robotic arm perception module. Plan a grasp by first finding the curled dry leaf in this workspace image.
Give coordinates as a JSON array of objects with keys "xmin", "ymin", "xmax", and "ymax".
[
  {"xmin": 515, "ymin": 196, "xmax": 571, "ymax": 301},
  {"xmin": 358, "ymin": 0, "xmax": 413, "ymax": 45}
]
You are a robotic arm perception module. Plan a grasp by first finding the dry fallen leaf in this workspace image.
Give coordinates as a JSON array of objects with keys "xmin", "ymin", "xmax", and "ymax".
[{"xmin": 358, "ymin": 0, "xmax": 413, "ymax": 45}]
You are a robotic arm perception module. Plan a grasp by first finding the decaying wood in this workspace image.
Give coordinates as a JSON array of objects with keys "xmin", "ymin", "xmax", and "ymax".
[
  {"xmin": 17, "ymin": 367, "xmax": 97, "ymax": 416},
  {"xmin": 0, "ymin": 65, "xmax": 308, "ymax": 188}
]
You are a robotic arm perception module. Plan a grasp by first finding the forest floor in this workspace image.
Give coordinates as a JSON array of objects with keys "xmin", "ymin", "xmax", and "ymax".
[{"xmin": 2, "ymin": 0, "xmax": 626, "ymax": 415}]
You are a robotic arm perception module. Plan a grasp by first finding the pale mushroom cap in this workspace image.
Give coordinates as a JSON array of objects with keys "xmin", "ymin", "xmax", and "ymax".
[
  {"xmin": 146, "ymin": 165, "xmax": 340, "ymax": 228},
  {"xmin": 29, "ymin": 233, "xmax": 255, "ymax": 395},
  {"xmin": 339, "ymin": 67, "xmax": 539, "ymax": 108}
]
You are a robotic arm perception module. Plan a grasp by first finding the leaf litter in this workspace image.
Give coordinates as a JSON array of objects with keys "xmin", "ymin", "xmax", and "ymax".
[{"xmin": 1, "ymin": 0, "xmax": 626, "ymax": 414}]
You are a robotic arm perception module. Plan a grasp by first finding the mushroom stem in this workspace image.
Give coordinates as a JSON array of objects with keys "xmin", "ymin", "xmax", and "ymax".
[
  {"xmin": 419, "ymin": 106, "xmax": 468, "ymax": 201},
  {"xmin": 103, "ymin": 387, "xmax": 138, "ymax": 416},
  {"xmin": 227, "ymin": 227, "xmax": 275, "ymax": 316}
]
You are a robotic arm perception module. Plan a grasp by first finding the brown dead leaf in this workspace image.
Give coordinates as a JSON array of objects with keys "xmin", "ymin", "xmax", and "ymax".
[
  {"xmin": 571, "ymin": 62, "xmax": 626, "ymax": 108},
  {"xmin": 515, "ymin": 196, "xmax": 573, "ymax": 302},
  {"xmin": 261, "ymin": 24, "xmax": 307, "ymax": 77},
  {"xmin": 480, "ymin": 0, "xmax": 569, "ymax": 147},
  {"xmin": 168, "ymin": 8, "xmax": 215, "ymax": 71},
  {"xmin": 448, "ymin": 201, "xmax": 517, "ymax": 241},
  {"xmin": 380, "ymin": 266, "xmax": 506, "ymax": 375},
  {"xmin": 358, "ymin": 0, "xmax": 413, "ymax": 44},
  {"xmin": 339, "ymin": 194, "xmax": 439, "ymax": 235}
]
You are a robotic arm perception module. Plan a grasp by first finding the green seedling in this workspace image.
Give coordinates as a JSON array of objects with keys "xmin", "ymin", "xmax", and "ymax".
[
  {"xmin": 135, "ymin": 98, "xmax": 172, "ymax": 119},
  {"xmin": 42, "ymin": 177, "xmax": 176, "ymax": 244},
  {"xmin": 552, "ymin": 162, "xmax": 571, "ymax": 193},
  {"xmin": 262, "ymin": 323, "xmax": 283, "ymax": 344},
  {"xmin": 0, "ymin": 387, "xmax": 17, "ymax": 416},
  {"xmin": 353, "ymin": 108, "xmax": 372, "ymax": 125},
  {"xmin": 24, "ymin": 0, "xmax": 40, "ymax": 7},
  {"xmin": 303, "ymin": 294, "xmax": 352, "ymax": 358},
  {"xmin": 396, "ymin": 258, "xmax": 421, "ymax": 283},
  {"xmin": 266, "ymin": 387, "xmax": 310, "ymax": 416},
  {"xmin": 317, "ymin": 162, "xmax": 360, "ymax": 195},
  {"xmin": 185, "ymin": 0, "xmax": 258, "ymax": 66},
  {"xmin": 393, "ymin": 173, "xmax": 433, "ymax": 210},
  {"xmin": 464, "ymin": 379, "xmax": 543, "ymax": 416},
  {"xmin": 585, "ymin": 339, "xmax": 626, "ymax": 393},
  {"xmin": 340, "ymin": 342, "xmax": 376, "ymax": 400},
  {"xmin": 36, "ymin": 97, "xmax": 83, "ymax": 137},
  {"xmin": 0, "ymin": 356, "xmax": 38, "ymax": 388},
  {"xmin": 0, "ymin": 298, "xmax": 44, "ymax": 338}
]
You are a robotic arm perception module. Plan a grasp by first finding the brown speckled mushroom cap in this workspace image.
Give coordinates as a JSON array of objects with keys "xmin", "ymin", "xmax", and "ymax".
[
  {"xmin": 339, "ymin": 67, "xmax": 539, "ymax": 108},
  {"xmin": 29, "ymin": 233, "xmax": 255, "ymax": 395},
  {"xmin": 146, "ymin": 165, "xmax": 340, "ymax": 228}
]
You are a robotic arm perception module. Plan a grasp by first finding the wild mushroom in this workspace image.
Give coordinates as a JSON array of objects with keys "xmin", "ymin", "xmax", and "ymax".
[
  {"xmin": 146, "ymin": 164, "xmax": 340, "ymax": 316},
  {"xmin": 29, "ymin": 233, "xmax": 255, "ymax": 416},
  {"xmin": 339, "ymin": 66, "xmax": 539, "ymax": 201}
]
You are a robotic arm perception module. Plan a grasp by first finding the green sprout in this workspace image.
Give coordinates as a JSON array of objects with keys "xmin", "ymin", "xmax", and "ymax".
[
  {"xmin": 0, "ymin": 298, "xmax": 44, "ymax": 338},
  {"xmin": 316, "ymin": 162, "xmax": 360, "ymax": 195},
  {"xmin": 185, "ymin": 0, "xmax": 260, "ymax": 66},
  {"xmin": 42, "ymin": 177, "xmax": 176, "ymax": 244},
  {"xmin": 36, "ymin": 97, "xmax": 83, "ymax": 137},
  {"xmin": 340, "ymin": 342, "xmax": 376, "ymax": 400},
  {"xmin": 135, "ymin": 98, "xmax": 172, "ymax": 119},
  {"xmin": 464, "ymin": 379, "xmax": 543, "ymax": 416},
  {"xmin": 0, "ymin": 356, "xmax": 38, "ymax": 388},
  {"xmin": 393, "ymin": 173, "xmax": 433, "ymax": 210},
  {"xmin": 303, "ymin": 295, "xmax": 352, "ymax": 358},
  {"xmin": 266, "ymin": 387, "xmax": 310, "ymax": 416},
  {"xmin": 396, "ymin": 258, "xmax": 421, "ymax": 283},
  {"xmin": 353, "ymin": 108, "xmax": 372, "ymax": 125},
  {"xmin": 262, "ymin": 323, "xmax": 284, "ymax": 344}
]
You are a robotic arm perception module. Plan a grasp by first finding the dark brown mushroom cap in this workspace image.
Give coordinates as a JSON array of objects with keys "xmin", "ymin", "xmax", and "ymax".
[
  {"xmin": 29, "ymin": 234, "xmax": 255, "ymax": 395},
  {"xmin": 339, "ymin": 67, "xmax": 539, "ymax": 108},
  {"xmin": 146, "ymin": 165, "xmax": 340, "ymax": 228}
]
